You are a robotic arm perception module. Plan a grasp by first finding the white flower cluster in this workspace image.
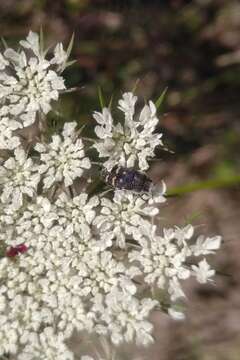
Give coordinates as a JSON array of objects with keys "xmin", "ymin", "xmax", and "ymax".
[
  {"xmin": 129, "ymin": 223, "xmax": 221, "ymax": 304},
  {"xmin": 0, "ymin": 31, "xmax": 67, "ymax": 151},
  {"xmin": 93, "ymin": 289, "xmax": 157, "ymax": 346},
  {"xmin": 0, "ymin": 31, "xmax": 222, "ymax": 360},
  {"xmin": 35, "ymin": 122, "xmax": 91, "ymax": 189},
  {"xmin": 0, "ymin": 148, "xmax": 40, "ymax": 209},
  {"xmin": 93, "ymin": 92, "xmax": 163, "ymax": 171},
  {"xmin": 93, "ymin": 189, "xmax": 166, "ymax": 249}
]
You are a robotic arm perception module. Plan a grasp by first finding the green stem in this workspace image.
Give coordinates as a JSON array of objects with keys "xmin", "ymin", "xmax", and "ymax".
[{"xmin": 167, "ymin": 175, "xmax": 240, "ymax": 196}]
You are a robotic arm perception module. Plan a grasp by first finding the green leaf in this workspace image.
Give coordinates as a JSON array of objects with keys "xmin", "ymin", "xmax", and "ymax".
[
  {"xmin": 155, "ymin": 87, "xmax": 168, "ymax": 110},
  {"xmin": 78, "ymin": 123, "xmax": 86, "ymax": 135},
  {"xmin": 97, "ymin": 86, "xmax": 106, "ymax": 109},
  {"xmin": 66, "ymin": 33, "xmax": 75, "ymax": 59},
  {"xmin": 64, "ymin": 59, "xmax": 77, "ymax": 68},
  {"xmin": 1, "ymin": 37, "xmax": 8, "ymax": 50},
  {"xmin": 43, "ymin": 45, "xmax": 51, "ymax": 58},
  {"xmin": 108, "ymin": 93, "xmax": 114, "ymax": 110}
]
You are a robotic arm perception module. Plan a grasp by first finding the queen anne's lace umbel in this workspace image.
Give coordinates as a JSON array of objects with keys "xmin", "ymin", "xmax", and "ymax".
[
  {"xmin": 35, "ymin": 122, "xmax": 91, "ymax": 189},
  {"xmin": 93, "ymin": 92, "xmax": 163, "ymax": 171},
  {"xmin": 0, "ymin": 31, "xmax": 222, "ymax": 360},
  {"xmin": 0, "ymin": 31, "xmax": 66, "ymax": 132},
  {"xmin": 0, "ymin": 148, "xmax": 40, "ymax": 210}
]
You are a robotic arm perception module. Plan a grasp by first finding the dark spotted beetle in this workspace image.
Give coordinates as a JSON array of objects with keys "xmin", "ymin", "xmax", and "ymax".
[{"xmin": 102, "ymin": 165, "xmax": 152, "ymax": 192}]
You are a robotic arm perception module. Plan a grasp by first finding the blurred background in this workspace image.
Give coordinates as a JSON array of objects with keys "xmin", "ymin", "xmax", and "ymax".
[{"xmin": 1, "ymin": 0, "xmax": 240, "ymax": 359}]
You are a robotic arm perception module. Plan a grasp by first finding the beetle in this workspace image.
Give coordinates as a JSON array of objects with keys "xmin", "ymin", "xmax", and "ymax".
[{"xmin": 102, "ymin": 165, "xmax": 152, "ymax": 192}]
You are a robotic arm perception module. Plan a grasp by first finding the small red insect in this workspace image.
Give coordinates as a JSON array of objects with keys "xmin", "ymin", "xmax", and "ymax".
[{"xmin": 6, "ymin": 244, "xmax": 28, "ymax": 258}]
